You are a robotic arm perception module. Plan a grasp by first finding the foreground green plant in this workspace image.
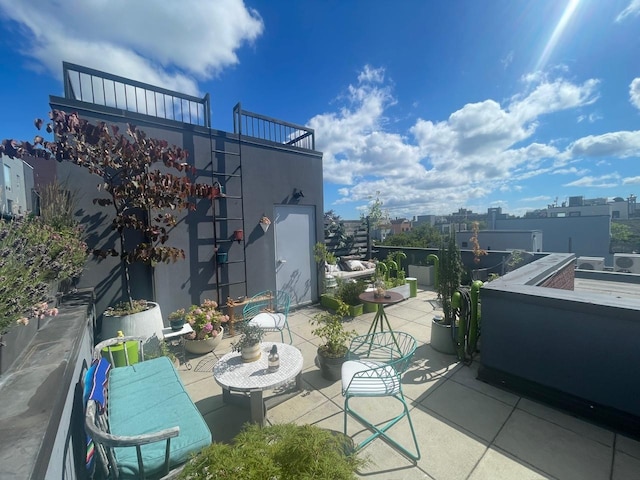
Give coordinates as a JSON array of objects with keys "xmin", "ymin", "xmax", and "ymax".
[
  {"xmin": 311, "ymin": 301, "xmax": 356, "ymax": 358},
  {"xmin": 180, "ymin": 423, "xmax": 364, "ymax": 479}
]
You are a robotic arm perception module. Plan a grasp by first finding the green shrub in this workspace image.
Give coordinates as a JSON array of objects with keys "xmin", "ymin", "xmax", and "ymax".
[
  {"xmin": 337, "ymin": 279, "xmax": 366, "ymax": 306},
  {"xmin": 180, "ymin": 423, "xmax": 364, "ymax": 479}
]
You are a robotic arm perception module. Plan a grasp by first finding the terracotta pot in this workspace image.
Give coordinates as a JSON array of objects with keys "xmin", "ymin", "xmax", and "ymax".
[
  {"xmin": 184, "ymin": 327, "xmax": 224, "ymax": 354},
  {"xmin": 241, "ymin": 342, "xmax": 261, "ymax": 363}
]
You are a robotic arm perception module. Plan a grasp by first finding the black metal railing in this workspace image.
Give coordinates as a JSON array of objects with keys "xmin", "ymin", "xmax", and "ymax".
[
  {"xmin": 233, "ymin": 103, "xmax": 314, "ymax": 150},
  {"xmin": 62, "ymin": 62, "xmax": 211, "ymax": 127}
]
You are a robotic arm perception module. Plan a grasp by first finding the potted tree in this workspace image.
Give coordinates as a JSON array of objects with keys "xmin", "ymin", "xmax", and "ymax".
[
  {"xmin": 311, "ymin": 301, "xmax": 357, "ymax": 381},
  {"xmin": 7, "ymin": 111, "xmax": 221, "ymax": 347},
  {"xmin": 232, "ymin": 324, "xmax": 265, "ymax": 362},
  {"xmin": 430, "ymin": 231, "xmax": 463, "ymax": 355}
]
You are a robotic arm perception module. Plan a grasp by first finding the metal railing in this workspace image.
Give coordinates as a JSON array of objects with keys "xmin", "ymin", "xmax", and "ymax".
[
  {"xmin": 62, "ymin": 62, "xmax": 211, "ymax": 127},
  {"xmin": 233, "ymin": 103, "xmax": 314, "ymax": 150}
]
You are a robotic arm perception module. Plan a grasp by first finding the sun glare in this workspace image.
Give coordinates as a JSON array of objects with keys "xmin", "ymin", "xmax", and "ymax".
[{"xmin": 535, "ymin": 0, "xmax": 581, "ymax": 72}]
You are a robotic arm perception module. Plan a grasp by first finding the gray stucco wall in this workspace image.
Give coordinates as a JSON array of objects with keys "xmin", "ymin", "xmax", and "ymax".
[
  {"xmin": 495, "ymin": 216, "xmax": 611, "ymax": 261},
  {"xmin": 49, "ymin": 96, "xmax": 322, "ymax": 331}
]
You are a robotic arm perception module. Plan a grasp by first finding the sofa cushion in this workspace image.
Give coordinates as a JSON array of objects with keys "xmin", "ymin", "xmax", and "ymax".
[
  {"xmin": 342, "ymin": 259, "xmax": 365, "ymax": 271},
  {"xmin": 109, "ymin": 357, "xmax": 211, "ymax": 479}
]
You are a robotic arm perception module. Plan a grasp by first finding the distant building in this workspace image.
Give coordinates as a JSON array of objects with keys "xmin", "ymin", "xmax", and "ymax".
[
  {"xmin": 390, "ymin": 218, "xmax": 412, "ymax": 235},
  {"xmin": 536, "ymin": 195, "xmax": 634, "ymax": 220},
  {"xmin": 495, "ymin": 215, "xmax": 611, "ymax": 262},
  {"xmin": 1, "ymin": 154, "xmax": 34, "ymax": 216},
  {"xmin": 457, "ymin": 229, "xmax": 543, "ymax": 252}
]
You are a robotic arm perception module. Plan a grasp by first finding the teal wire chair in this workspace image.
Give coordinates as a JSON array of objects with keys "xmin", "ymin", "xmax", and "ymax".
[
  {"xmin": 242, "ymin": 290, "xmax": 292, "ymax": 344},
  {"xmin": 341, "ymin": 331, "xmax": 420, "ymax": 461}
]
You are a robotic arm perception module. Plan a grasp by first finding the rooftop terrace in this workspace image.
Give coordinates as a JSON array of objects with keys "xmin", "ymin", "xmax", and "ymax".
[{"xmin": 177, "ymin": 287, "xmax": 640, "ymax": 480}]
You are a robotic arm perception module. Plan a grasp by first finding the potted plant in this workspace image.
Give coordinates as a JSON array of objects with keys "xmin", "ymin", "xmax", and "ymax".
[
  {"xmin": 5, "ymin": 111, "xmax": 221, "ymax": 346},
  {"xmin": 311, "ymin": 301, "xmax": 357, "ymax": 381},
  {"xmin": 430, "ymin": 231, "xmax": 463, "ymax": 354},
  {"xmin": 181, "ymin": 299, "xmax": 229, "ymax": 354},
  {"xmin": 168, "ymin": 308, "xmax": 186, "ymax": 331},
  {"xmin": 180, "ymin": 423, "xmax": 362, "ymax": 479},
  {"xmin": 314, "ymin": 241, "xmax": 338, "ymax": 295},
  {"xmin": 337, "ymin": 279, "xmax": 366, "ymax": 316},
  {"xmin": 232, "ymin": 323, "xmax": 265, "ymax": 362}
]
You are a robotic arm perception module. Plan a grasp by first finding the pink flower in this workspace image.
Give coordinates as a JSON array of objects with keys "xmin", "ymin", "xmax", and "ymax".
[
  {"xmin": 16, "ymin": 317, "xmax": 29, "ymax": 326},
  {"xmin": 203, "ymin": 322, "xmax": 213, "ymax": 333}
]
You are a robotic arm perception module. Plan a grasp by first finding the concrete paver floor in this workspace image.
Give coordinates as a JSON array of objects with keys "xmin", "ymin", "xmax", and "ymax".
[{"xmin": 177, "ymin": 288, "xmax": 640, "ymax": 480}]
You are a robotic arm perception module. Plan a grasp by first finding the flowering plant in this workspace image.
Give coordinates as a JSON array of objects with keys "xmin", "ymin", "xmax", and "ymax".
[
  {"xmin": 182, "ymin": 299, "xmax": 229, "ymax": 340},
  {"xmin": 0, "ymin": 217, "xmax": 85, "ymax": 335}
]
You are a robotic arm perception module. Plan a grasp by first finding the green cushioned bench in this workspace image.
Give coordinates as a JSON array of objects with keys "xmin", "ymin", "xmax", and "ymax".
[{"xmin": 86, "ymin": 336, "xmax": 211, "ymax": 479}]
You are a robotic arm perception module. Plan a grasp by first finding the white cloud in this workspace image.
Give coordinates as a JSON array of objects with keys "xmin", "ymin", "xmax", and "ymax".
[
  {"xmin": 630, "ymin": 78, "xmax": 640, "ymax": 110},
  {"xmin": 563, "ymin": 173, "xmax": 620, "ymax": 188},
  {"xmin": 551, "ymin": 167, "xmax": 590, "ymax": 175},
  {"xmin": 616, "ymin": 0, "xmax": 640, "ymax": 22},
  {"xmin": 622, "ymin": 176, "xmax": 640, "ymax": 184},
  {"xmin": 312, "ymin": 66, "xmax": 604, "ymax": 215},
  {"xmin": 577, "ymin": 113, "xmax": 602, "ymax": 123},
  {"xmin": 567, "ymin": 131, "xmax": 640, "ymax": 158},
  {"xmin": 0, "ymin": 0, "xmax": 263, "ymax": 95},
  {"xmin": 520, "ymin": 195, "xmax": 552, "ymax": 202}
]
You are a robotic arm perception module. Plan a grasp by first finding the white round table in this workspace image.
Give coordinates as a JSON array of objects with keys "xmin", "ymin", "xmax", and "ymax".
[{"xmin": 213, "ymin": 342, "xmax": 303, "ymax": 425}]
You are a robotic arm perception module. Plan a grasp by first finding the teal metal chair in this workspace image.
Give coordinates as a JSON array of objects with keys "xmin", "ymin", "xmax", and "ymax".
[
  {"xmin": 341, "ymin": 331, "xmax": 420, "ymax": 461},
  {"xmin": 242, "ymin": 290, "xmax": 292, "ymax": 344}
]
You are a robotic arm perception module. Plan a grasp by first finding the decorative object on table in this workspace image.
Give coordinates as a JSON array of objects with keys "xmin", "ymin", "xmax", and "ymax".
[
  {"xmin": 342, "ymin": 331, "xmax": 420, "ymax": 461},
  {"xmin": 232, "ymin": 324, "xmax": 265, "ymax": 362},
  {"xmin": 243, "ymin": 290, "xmax": 292, "ymax": 344},
  {"xmin": 373, "ymin": 277, "xmax": 386, "ymax": 298},
  {"xmin": 268, "ymin": 344, "xmax": 280, "ymax": 372},
  {"xmin": 168, "ymin": 308, "xmax": 186, "ymax": 331},
  {"xmin": 178, "ymin": 300, "xmax": 229, "ymax": 354},
  {"xmin": 311, "ymin": 301, "xmax": 356, "ymax": 381},
  {"xmin": 259, "ymin": 215, "xmax": 271, "ymax": 233}
]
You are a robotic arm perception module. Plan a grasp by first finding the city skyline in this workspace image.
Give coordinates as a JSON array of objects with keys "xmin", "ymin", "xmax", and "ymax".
[{"xmin": 0, "ymin": 1, "xmax": 639, "ymax": 218}]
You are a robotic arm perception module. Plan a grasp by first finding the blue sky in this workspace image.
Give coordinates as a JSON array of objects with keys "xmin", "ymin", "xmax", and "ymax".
[{"xmin": 1, "ymin": 0, "xmax": 639, "ymax": 220}]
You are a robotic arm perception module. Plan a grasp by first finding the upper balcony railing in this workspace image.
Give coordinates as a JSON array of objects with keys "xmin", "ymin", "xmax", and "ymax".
[
  {"xmin": 62, "ymin": 62, "xmax": 211, "ymax": 127},
  {"xmin": 233, "ymin": 103, "xmax": 315, "ymax": 151}
]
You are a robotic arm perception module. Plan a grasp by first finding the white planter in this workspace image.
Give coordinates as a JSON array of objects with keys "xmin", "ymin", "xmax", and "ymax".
[
  {"xmin": 408, "ymin": 265, "xmax": 434, "ymax": 286},
  {"xmin": 430, "ymin": 316, "xmax": 457, "ymax": 355},
  {"xmin": 101, "ymin": 301, "xmax": 164, "ymax": 352},
  {"xmin": 388, "ymin": 284, "xmax": 410, "ymax": 299},
  {"xmin": 241, "ymin": 343, "xmax": 261, "ymax": 363},
  {"xmin": 184, "ymin": 327, "xmax": 224, "ymax": 354}
]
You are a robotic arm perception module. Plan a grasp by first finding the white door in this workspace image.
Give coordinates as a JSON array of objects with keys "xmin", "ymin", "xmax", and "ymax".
[{"xmin": 274, "ymin": 205, "xmax": 316, "ymax": 307}]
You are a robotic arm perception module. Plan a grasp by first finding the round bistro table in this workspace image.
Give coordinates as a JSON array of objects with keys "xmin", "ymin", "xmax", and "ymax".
[
  {"xmin": 213, "ymin": 342, "xmax": 303, "ymax": 426},
  {"xmin": 359, "ymin": 290, "xmax": 404, "ymax": 350}
]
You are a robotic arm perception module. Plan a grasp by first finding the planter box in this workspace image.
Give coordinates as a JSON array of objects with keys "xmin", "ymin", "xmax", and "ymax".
[
  {"xmin": 320, "ymin": 294, "xmax": 341, "ymax": 311},
  {"xmin": 319, "ymin": 295, "xmax": 363, "ymax": 317},
  {"xmin": 348, "ymin": 304, "xmax": 363, "ymax": 317},
  {"xmin": 388, "ymin": 283, "xmax": 410, "ymax": 300},
  {"xmin": 363, "ymin": 301, "xmax": 377, "ymax": 313},
  {"xmin": 408, "ymin": 265, "xmax": 434, "ymax": 286}
]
